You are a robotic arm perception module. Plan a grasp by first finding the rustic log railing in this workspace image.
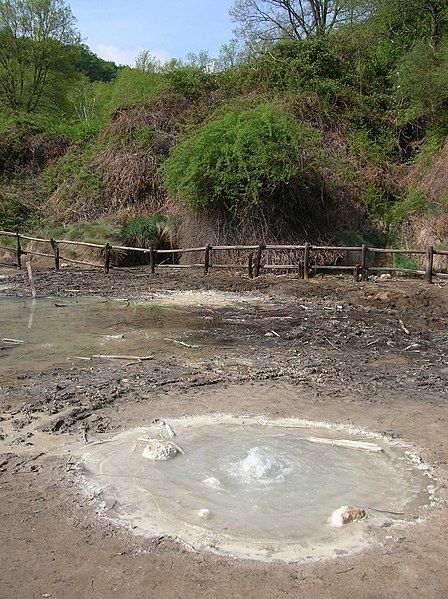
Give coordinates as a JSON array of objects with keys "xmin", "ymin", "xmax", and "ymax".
[{"xmin": 1, "ymin": 230, "xmax": 447, "ymax": 282}]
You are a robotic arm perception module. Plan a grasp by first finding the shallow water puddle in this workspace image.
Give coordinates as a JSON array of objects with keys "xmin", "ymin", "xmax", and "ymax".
[
  {"xmin": 0, "ymin": 296, "xmax": 241, "ymax": 377},
  {"xmin": 78, "ymin": 415, "xmax": 432, "ymax": 562}
]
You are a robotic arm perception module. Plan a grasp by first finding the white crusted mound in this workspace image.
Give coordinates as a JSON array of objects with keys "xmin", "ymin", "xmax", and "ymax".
[
  {"xmin": 142, "ymin": 439, "xmax": 178, "ymax": 461},
  {"xmin": 330, "ymin": 506, "xmax": 367, "ymax": 527},
  {"xmin": 202, "ymin": 476, "xmax": 223, "ymax": 489}
]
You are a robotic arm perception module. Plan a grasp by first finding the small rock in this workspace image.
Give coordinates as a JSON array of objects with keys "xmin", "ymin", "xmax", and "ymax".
[
  {"xmin": 202, "ymin": 476, "xmax": 223, "ymax": 489},
  {"xmin": 329, "ymin": 505, "xmax": 367, "ymax": 527},
  {"xmin": 198, "ymin": 508, "xmax": 212, "ymax": 519},
  {"xmin": 373, "ymin": 292, "xmax": 390, "ymax": 301},
  {"xmin": 142, "ymin": 439, "xmax": 177, "ymax": 461}
]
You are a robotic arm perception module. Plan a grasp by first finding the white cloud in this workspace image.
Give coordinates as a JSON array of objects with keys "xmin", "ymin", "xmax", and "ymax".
[{"xmin": 92, "ymin": 43, "xmax": 172, "ymax": 67}]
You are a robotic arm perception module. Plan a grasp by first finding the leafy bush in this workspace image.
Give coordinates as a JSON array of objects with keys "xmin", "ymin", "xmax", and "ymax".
[
  {"xmin": 161, "ymin": 103, "xmax": 319, "ymax": 213},
  {"xmin": 121, "ymin": 214, "xmax": 180, "ymax": 248},
  {"xmin": 393, "ymin": 252, "xmax": 421, "ymax": 271},
  {"xmin": 109, "ymin": 68, "xmax": 170, "ymax": 111},
  {"xmin": 0, "ymin": 194, "xmax": 38, "ymax": 231},
  {"xmin": 165, "ymin": 65, "xmax": 216, "ymax": 101},
  {"xmin": 395, "ymin": 40, "xmax": 448, "ymax": 126}
]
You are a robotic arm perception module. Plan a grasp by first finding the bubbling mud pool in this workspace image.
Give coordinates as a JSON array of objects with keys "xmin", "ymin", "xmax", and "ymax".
[{"xmin": 78, "ymin": 415, "xmax": 433, "ymax": 563}]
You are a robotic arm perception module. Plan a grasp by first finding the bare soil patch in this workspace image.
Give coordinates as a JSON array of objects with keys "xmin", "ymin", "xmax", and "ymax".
[{"xmin": 1, "ymin": 267, "xmax": 448, "ymax": 598}]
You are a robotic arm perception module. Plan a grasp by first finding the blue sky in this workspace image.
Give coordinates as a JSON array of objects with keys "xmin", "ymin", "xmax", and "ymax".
[{"xmin": 69, "ymin": 0, "xmax": 236, "ymax": 66}]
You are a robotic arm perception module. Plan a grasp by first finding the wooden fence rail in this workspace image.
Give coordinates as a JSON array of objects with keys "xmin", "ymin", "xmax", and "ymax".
[{"xmin": 1, "ymin": 230, "xmax": 447, "ymax": 283}]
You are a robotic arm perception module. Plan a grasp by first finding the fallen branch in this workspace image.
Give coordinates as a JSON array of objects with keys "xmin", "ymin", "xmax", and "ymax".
[
  {"xmin": 159, "ymin": 433, "xmax": 185, "ymax": 455},
  {"xmin": 306, "ymin": 437, "xmax": 383, "ymax": 452},
  {"xmin": 404, "ymin": 343, "xmax": 419, "ymax": 351},
  {"xmin": 335, "ymin": 567, "xmax": 354, "ymax": 575},
  {"xmin": 164, "ymin": 338, "xmax": 200, "ymax": 349},
  {"xmin": 25, "ymin": 258, "xmax": 36, "ymax": 298},
  {"xmin": 399, "ymin": 319, "xmax": 410, "ymax": 334},
  {"xmin": 367, "ymin": 506, "xmax": 405, "ymax": 516},
  {"xmin": 92, "ymin": 354, "xmax": 154, "ymax": 361},
  {"xmin": 324, "ymin": 336, "xmax": 338, "ymax": 350}
]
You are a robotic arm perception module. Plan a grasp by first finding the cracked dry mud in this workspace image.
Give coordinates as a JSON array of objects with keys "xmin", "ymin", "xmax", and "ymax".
[{"xmin": 1, "ymin": 266, "xmax": 448, "ymax": 599}]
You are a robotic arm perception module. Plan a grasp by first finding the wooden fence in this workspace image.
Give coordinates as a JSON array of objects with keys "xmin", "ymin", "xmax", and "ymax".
[{"xmin": 1, "ymin": 230, "xmax": 447, "ymax": 283}]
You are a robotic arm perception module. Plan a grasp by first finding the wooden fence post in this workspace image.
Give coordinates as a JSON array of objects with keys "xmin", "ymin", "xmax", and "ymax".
[
  {"xmin": 254, "ymin": 244, "xmax": 264, "ymax": 278},
  {"xmin": 361, "ymin": 244, "xmax": 368, "ymax": 281},
  {"xmin": 104, "ymin": 243, "xmax": 111, "ymax": 273},
  {"xmin": 16, "ymin": 233, "xmax": 22, "ymax": 269},
  {"xmin": 50, "ymin": 238, "xmax": 60, "ymax": 270},
  {"xmin": 248, "ymin": 252, "xmax": 254, "ymax": 279},
  {"xmin": 204, "ymin": 244, "xmax": 211, "ymax": 275},
  {"xmin": 149, "ymin": 245, "xmax": 155, "ymax": 274},
  {"xmin": 303, "ymin": 242, "xmax": 310, "ymax": 280},
  {"xmin": 425, "ymin": 245, "xmax": 433, "ymax": 283}
]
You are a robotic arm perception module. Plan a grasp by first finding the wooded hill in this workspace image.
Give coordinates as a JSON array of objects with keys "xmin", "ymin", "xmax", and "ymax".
[{"xmin": 1, "ymin": 0, "xmax": 447, "ymax": 262}]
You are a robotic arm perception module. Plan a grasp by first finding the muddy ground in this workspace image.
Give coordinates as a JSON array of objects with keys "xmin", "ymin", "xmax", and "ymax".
[{"xmin": 1, "ymin": 266, "xmax": 448, "ymax": 599}]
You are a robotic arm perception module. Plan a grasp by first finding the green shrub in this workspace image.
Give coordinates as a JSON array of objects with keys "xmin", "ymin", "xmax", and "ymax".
[
  {"xmin": 161, "ymin": 103, "xmax": 320, "ymax": 213},
  {"xmin": 0, "ymin": 195, "xmax": 38, "ymax": 231},
  {"xmin": 121, "ymin": 214, "xmax": 180, "ymax": 248},
  {"xmin": 109, "ymin": 68, "xmax": 170, "ymax": 111},
  {"xmin": 393, "ymin": 252, "xmax": 421, "ymax": 271},
  {"xmin": 165, "ymin": 65, "xmax": 216, "ymax": 101}
]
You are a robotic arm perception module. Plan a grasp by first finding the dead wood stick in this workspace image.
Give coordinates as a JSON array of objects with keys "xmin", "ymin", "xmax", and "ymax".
[
  {"xmin": 158, "ymin": 433, "xmax": 185, "ymax": 455},
  {"xmin": 404, "ymin": 343, "xmax": 419, "ymax": 351},
  {"xmin": 2, "ymin": 338, "xmax": 26, "ymax": 344},
  {"xmin": 92, "ymin": 354, "xmax": 154, "ymax": 361},
  {"xmin": 336, "ymin": 567, "xmax": 355, "ymax": 575},
  {"xmin": 25, "ymin": 258, "xmax": 36, "ymax": 298},
  {"xmin": 164, "ymin": 338, "xmax": 200, "ymax": 349},
  {"xmin": 399, "ymin": 319, "xmax": 410, "ymax": 334},
  {"xmin": 85, "ymin": 439, "xmax": 113, "ymax": 447},
  {"xmin": 367, "ymin": 507, "xmax": 405, "ymax": 516},
  {"xmin": 324, "ymin": 336, "xmax": 338, "ymax": 350}
]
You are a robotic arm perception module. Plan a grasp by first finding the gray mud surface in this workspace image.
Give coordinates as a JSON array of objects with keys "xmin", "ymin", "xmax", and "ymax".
[{"xmin": 1, "ymin": 266, "xmax": 448, "ymax": 598}]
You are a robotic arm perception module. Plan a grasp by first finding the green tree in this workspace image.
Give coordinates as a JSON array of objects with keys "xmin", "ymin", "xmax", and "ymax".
[
  {"xmin": 72, "ymin": 44, "xmax": 119, "ymax": 82},
  {"xmin": 230, "ymin": 0, "xmax": 372, "ymax": 43},
  {"xmin": 373, "ymin": 0, "xmax": 448, "ymax": 51},
  {"xmin": 396, "ymin": 39, "xmax": 448, "ymax": 121},
  {"xmin": 0, "ymin": 0, "xmax": 80, "ymax": 112},
  {"xmin": 135, "ymin": 50, "xmax": 161, "ymax": 74}
]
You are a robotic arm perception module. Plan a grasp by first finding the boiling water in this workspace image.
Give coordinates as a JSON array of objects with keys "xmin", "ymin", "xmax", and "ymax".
[{"xmin": 79, "ymin": 416, "xmax": 432, "ymax": 562}]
